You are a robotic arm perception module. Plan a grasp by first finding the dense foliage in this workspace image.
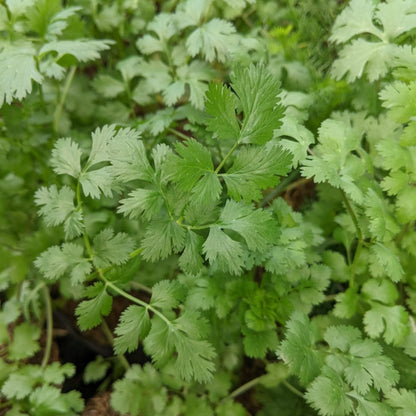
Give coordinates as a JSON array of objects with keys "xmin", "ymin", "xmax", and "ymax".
[{"xmin": 1, "ymin": 0, "xmax": 416, "ymax": 415}]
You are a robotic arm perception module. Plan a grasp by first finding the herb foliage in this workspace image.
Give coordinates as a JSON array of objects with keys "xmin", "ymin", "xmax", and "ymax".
[{"xmin": 1, "ymin": 0, "xmax": 416, "ymax": 415}]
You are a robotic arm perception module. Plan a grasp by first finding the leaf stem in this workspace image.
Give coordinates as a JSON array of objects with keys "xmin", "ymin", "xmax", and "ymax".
[
  {"xmin": 54, "ymin": 66, "xmax": 77, "ymax": 133},
  {"xmin": 101, "ymin": 319, "xmax": 130, "ymax": 370},
  {"xmin": 129, "ymin": 281, "xmax": 152, "ymax": 295},
  {"xmin": 214, "ymin": 140, "xmax": 240, "ymax": 173},
  {"xmin": 41, "ymin": 285, "xmax": 53, "ymax": 369},
  {"xmin": 261, "ymin": 169, "xmax": 300, "ymax": 207},
  {"xmin": 341, "ymin": 191, "xmax": 364, "ymax": 288},
  {"xmin": 220, "ymin": 376, "xmax": 262, "ymax": 404},
  {"xmin": 282, "ymin": 380, "xmax": 304, "ymax": 398},
  {"xmin": 103, "ymin": 278, "xmax": 172, "ymax": 328},
  {"xmin": 168, "ymin": 128, "xmax": 192, "ymax": 141}
]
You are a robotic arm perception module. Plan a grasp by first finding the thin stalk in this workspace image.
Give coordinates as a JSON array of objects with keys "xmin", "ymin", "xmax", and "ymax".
[
  {"xmin": 215, "ymin": 141, "xmax": 240, "ymax": 173},
  {"xmin": 104, "ymin": 279, "xmax": 172, "ymax": 328},
  {"xmin": 54, "ymin": 66, "xmax": 76, "ymax": 133},
  {"xmin": 41, "ymin": 286, "xmax": 53, "ymax": 369},
  {"xmin": 282, "ymin": 380, "xmax": 304, "ymax": 398},
  {"xmin": 168, "ymin": 128, "xmax": 191, "ymax": 141},
  {"xmin": 101, "ymin": 319, "xmax": 130, "ymax": 370},
  {"xmin": 341, "ymin": 191, "xmax": 363, "ymax": 241},
  {"xmin": 341, "ymin": 191, "xmax": 364, "ymax": 288},
  {"xmin": 261, "ymin": 169, "xmax": 301, "ymax": 207},
  {"xmin": 0, "ymin": 401, "xmax": 12, "ymax": 410},
  {"xmin": 220, "ymin": 376, "xmax": 262, "ymax": 404},
  {"xmin": 129, "ymin": 281, "xmax": 152, "ymax": 295}
]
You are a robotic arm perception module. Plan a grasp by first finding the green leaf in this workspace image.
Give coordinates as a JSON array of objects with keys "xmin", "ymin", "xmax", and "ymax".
[
  {"xmin": 35, "ymin": 243, "xmax": 91, "ymax": 284},
  {"xmin": 205, "ymin": 82, "xmax": 239, "ymax": 141},
  {"xmin": 361, "ymin": 279, "xmax": 398, "ymax": 305},
  {"xmin": 277, "ymin": 312, "xmax": 323, "ymax": 385},
  {"xmin": 118, "ymin": 188, "xmax": 164, "ymax": 220},
  {"xmin": 92, "ymin": 228, "xmax": 135, "ymax": 268},
  {"xmin": 305, "ymin": 368, "xmax": 353, "ymax": 416},
  {"xmin": 108, "ymin": 129, "xmax": 153, "ymax": 183},
  {"xmin": 151, "ymin": 280, "xmax": 185, "ymax": 310},
  {"xmin": 8, "ymin": 323, "xmax": 40, "ymax": 361},
  {"xmin": 113, "ymin": 306, "xmax": 151, "ymax": 355},
  {"xmin": 334, "ymin": 288, "xmax": 359, "ymax": 318},
  {"xmin": 364, "ymin": 304, "xmax": 409, "ymax": 345},
  {"xmin": 202, "ymin": 226, "xmax": 245, "ymax": 275},
  {"xmin": 2, "ymin": 367, "xmax": 39, "ymax": 399},
  {"xmin": 80, "ymin": 167, "xmax": 113, "ymax": 199},
  {"xmin": 166, "ymin": 138, "xmax": 214, "ymax": 191},
  {"xmin": 178, "ymin": 230, "xmax": 204, "ymax": 275},
  {"xmin": 231, "ymin": 64, "xmax": 284, "ymax": 145},
  {"xmin": 39, "ymin": 39, "xmax": 113, "ymax": 62},
  {"xmin": 386, "ymin": 388, "xmax": 416, "ymax": 416},
  {"xmin": 186, "ymin": 18, "xmax": 236, "ymax": 62},
  {"xmin": 83, "ymin": 356, "xmax": 110, "ymax": 383},
  {"xmin": 93, "ymin": 75, "xmax": 125, "ymax": 98},
  {"xmin": 369, "ymin": 242, "xmax": 404, "ymax": 282},
  {"xmin": 75, "ymin": 283, "xmax": 113, "ymax": 330},
  {"xmin": 380, "ymin": 81, "xmax": 416, "ymax": 123},
  {"xmin": 141, "ymin": 218, "xmax": 186, "ymax": 262},
  {"xmin": 222, "ymin": 144, "xmax": 292, "ymax": 202},
  {"xmin": 0, "ymin": 44, "xmax": 43, "ymax": 106},
  {"xmin": 171, "ymin": 311, "xmax": 216, "ymax": 383},
  {"xmin": 243, "ymin": 327, "xmax": 278, "ymax": 358},
  {"xmin": 50, "ymin": 138, "xmax": 82, "ymax": 178},
  {"xmin": 35, "ymin": 185, "xmax": 76, "ymax": 227},
  {"xmin": 219, "ymin": 200, "xmax": 278, "ymax": 251}
]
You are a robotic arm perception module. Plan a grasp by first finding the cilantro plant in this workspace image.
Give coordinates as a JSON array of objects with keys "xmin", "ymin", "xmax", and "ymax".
[{"xmin": 1, "ymin": 0, "xmax": 416, "ymax": 415}]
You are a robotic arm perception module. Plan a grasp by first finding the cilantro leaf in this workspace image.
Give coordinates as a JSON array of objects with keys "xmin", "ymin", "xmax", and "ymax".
[
  {"xmin": 92, "ymin": 228, "xmax": 135, "ymax": 268},
  {"xmin": 222, "ymin": 144, "xmax": 292, "ymax": 202},
  {"xmin": 150, "ymin": 280, "xmax": 185, "ymax": 310},
  {"xmin": 35, "ymin": 185, "xmax": 76, "ymax": 227},
  {"xmin": 50, "ymin": 138, "xmax": 82, "ymax": 178},
  {"xmin": 231, "ymin": 64, "xmax": 284, "ymax": 145},
  {"xmin": 205, "ymin": 82, "xmax": 239, "ymax": 141},
  {"xmin": 141, "ymin": 218, "xmax": 186, "ymax": 262},
  {"xmin": 202, "ymin": 226, "xmax": 245, "ymax": 275},
  {"xmin": 386, "ymin": 388, "xmax": 416, "ymax": 416},
  {"xmin": 277, "ymin": 312, "xmax": 323, "ymax": 385},
  {"xmin": 35, "ymin": 243, "xmax": 91, "ymax": 284},
  {"xmin": 364, "ymin": 304, "xmax": 409, "ymax": 345},
  {"xmin": 118, "ymin": 188, "xmax": 164, "ymax": 220},
  {"xmin": 113, "ymin": 305, "xmax": 151, "ymax": 355},
  {"xmin": 219, "ymin": 200, "xmax": 278, "ymax": 252},
  {"xmin": 166, "ymin": 138, "xmax": 215, "ymax": 191},
  {"xmin": 75, "ymin": 283, "xmax": 113, "ymax": 330},
  {"xmin": 8, "ymin": 323, "xmax": 41, "ymax": 361},
  {"xmin": 186, "ymin": 18, "xmax": 236, "ymax": 62},
  {"xmin": 39, "ymin": 39, "xmax": 114, "ymax": 62},
  {"xmin": 0, "ymin": 44, "xmax": 43, "ymax": 106}
]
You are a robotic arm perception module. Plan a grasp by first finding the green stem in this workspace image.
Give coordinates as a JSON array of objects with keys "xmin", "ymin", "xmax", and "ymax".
[
  {"xmin": 261, "ymin": 169, "xmax": 300, "ymax": 207},
  {"xmin": 220, "ymin": 376, "xmax": 262, "ymax": 404},
  {"xmin": 130, "ymin": 281, "xmax": 152, "ymax": 295},
  {"xmin": 168, "ymin": 128, "xmax": 191, "ymax": 141},
  {"xmin": 41, "ymin": 286, "xmax": 53, "ymax": 369},
  {"xmin": 341, "ymin": 191, "xmax": 363, "ymax": 241},
  {"xmin": 101, "ymin": 319, "xmax": 130, "ymax": 370},
  {"xmin": 341, "ymin": 191, "xmax": 364, "ymax": 288},
  {"xmin": 54, "ymin": 66, "xmax": 76, "ymax": 134},
  {"xmin": 215, "ymin": 141, "xmax": 240, "ymax": 173},
  {"xmin": 282, "ymin": 380, "xmax": 304, "ymax": 398},
  {"xmin": 103, "ymin": 278, "xmax": 172, "ymax": 328}
]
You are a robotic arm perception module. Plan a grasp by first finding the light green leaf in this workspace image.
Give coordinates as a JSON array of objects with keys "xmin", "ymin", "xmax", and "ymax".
[
  {"xmin": 113, "ymin": 306, "xmax": 151, "ymax": 355},
  {"xmin": 75, "ymin": 283, "xmax": 113, "ymax": 330},
  {"xmin": 118, "ymin": 188, "xmax": 164, "ymax": 220},
  {"xmin": 50, "ymin": 138, "xmax": 82, "ymax": 178},
  {"xmin": 8, "ymin": 323, "xmax": 40, "ymax": 361},
  {"xmin": 232, "ymin": 64, "xmax": 284, "ymax": 145},
  {"xmin": 223, "ymin": 144, "xmax": 292, "ymax": 202},
  {"xmin": 202, "ymin": 227, "xmax": 245, "ymax": 275},
  {"xmin": 151, "ymin": 280, "xmax": 185, "ymax": 310},
  {"xmin": 364, "ymin": 304, "xmax": 409, "ymax": 345},
  {"xmin": 141, "ymin": 218, "xmax": 186, "ymax": 262},
  {"xmin": 205, "ymin": 82, "xmax": 239, "ymax": 141},
  {"xmin": 0, "ymin": 44, "xmax": 43, "ymax": 106},
  {"xmin": 92, "ymin": 228, "xmax": 135, "ymax": 268}
]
